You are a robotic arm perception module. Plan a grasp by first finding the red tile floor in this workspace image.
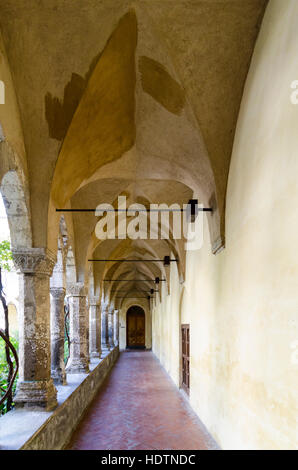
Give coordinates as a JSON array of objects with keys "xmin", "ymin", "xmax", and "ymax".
[{"xmin": 68, "ymin": 350, "xmax": 219, "ymax": 450}]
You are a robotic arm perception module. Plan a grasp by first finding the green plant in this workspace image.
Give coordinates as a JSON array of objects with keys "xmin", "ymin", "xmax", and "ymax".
[
  {"xmin": 0, "ymin": 240, "xmax": 13, "ymax": 272},
  {"xmin": 0, "ymin": 335, "xmax": 18, "ymax": 415},
  {"xmin": 0, "ymin": 239, "xmax": 18, "ymax": 415},
  {"xmin": 64, "ymin": 338, "xmax": 69, "ymax": 363}
]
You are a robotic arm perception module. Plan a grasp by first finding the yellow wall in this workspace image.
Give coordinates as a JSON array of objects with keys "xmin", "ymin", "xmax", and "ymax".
[
  {"xmin": 0, "ymin": 31, "xmax": 26, "ymax": 176},
  {"xmin": 152, "ymin": 0, "xmax": 298, "ymax": 450},
  {"xmin": 152, "ymin": 266, "xmax": 182, "ymax": 387}
]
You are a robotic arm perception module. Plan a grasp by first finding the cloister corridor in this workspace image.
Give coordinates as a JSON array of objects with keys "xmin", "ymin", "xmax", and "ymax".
[
  {"xmin": 0, "ymin": 0, "xmax": 297, "ymax": 453},
  {"xmin": 68, "ymin": 351, "xmax": 218, "ymax": 451}
]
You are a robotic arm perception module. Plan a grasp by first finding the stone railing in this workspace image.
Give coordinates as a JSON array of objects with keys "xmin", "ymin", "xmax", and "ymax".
[{"xmin": 0, "ymin": 347, "xmax": 119, "ymax": 450}]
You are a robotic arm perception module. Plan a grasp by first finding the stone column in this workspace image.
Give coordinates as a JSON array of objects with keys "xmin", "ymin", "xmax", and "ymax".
[
  {"xmin": 66, "ymin": 283, "xmax": 89, "ymax": 373},
  {"xmin": 89, "ymin": 297, "xmax": 102, "ymax": 358},
  {"xmin": 12, "ymin": 248, "xmax": 57, "ymax": 410},
  {"xmin": 101, "ymin": 305, "xmax": 110, "ymax": 351},
  {"xmin": 50, "ymin": 287, "xmax": 66, "ymax": 385},
  {"xmin": 108, "ymin": 308, "xmax": 115, "ymax": 348},
  {"xmin": 114, "ymin": 309, "xmax": 119, "ymax": 346}
]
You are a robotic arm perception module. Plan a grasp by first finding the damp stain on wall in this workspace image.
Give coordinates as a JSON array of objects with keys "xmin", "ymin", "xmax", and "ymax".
[
  {"xmin": 139, "ymin": 56, "xmax": 185, "ymax": 115},
  {"xmin": 45, "ymin": 52, "xmax": 102, "ymax": 141},
  {"xmin": 51, "ymin": 10, "xmax": 137, "ymax": 206}
]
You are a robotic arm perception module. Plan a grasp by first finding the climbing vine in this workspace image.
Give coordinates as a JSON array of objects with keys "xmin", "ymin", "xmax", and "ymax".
[
  {"xmin": 64, "ymin": 301, "xmax": 71, "ymax": 364},
  {"xmin": 0, "ymin": 240, "xmax": 19, "ymax": 414}
]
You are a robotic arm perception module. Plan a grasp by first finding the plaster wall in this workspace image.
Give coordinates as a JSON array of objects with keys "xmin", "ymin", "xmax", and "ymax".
[
  {"xmin": 152, "ymin": 0, "xmax": 298, "ymax": 450},
  {"xmin": 152, "ymin": 264, "xmax": 182, "ymax": 388},
  {"xmin": 0, "ymin": 31, "xmax": 26, "ymax": 173}
]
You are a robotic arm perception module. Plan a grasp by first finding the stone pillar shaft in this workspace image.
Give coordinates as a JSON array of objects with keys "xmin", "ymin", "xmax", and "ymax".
[
  {"xmin": 101, "ymin": 307, "xmax": 110, "ymax": 351},
  {"xmin": 12, "ymin": 248, "xmax": 57, "ymax": 410},
  {"xmin": 50, "ymin": 287, "xmax": 66, "ymax": 385},
  {"xmin": 89, "ymin": 298, "xmax": 102, "ymax": 358},
  {"xmin": 67, "ymin": 283, "xmax": 89, "ymax": 373},
  {"xmin": 114, "ymin": 310, "xmax": 119, "ymax": 346},
  {"xmin": 108, "ymin": 309, "xmax": 115, "ymax": 348}
]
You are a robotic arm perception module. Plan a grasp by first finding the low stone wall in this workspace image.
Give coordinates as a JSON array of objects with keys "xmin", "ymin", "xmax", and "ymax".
[{"xmin": 0, "ymin": 347, "xmax": 119, "ymax": 450}]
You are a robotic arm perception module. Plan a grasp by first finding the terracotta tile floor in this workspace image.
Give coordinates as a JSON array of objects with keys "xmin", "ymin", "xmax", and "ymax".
[{"xmin": 68, "ymin": 350, "xmax": 219, "ymax": 450}]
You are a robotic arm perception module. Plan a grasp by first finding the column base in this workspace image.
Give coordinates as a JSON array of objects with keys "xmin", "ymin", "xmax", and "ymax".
[
  {"xmin": 90, "ymin": 350, "xmax": 102, "ymax": 358},
  {"xmin": 66, "ymin": 360, "xmax": 89, "ymax": 374},
  {"xmin": 101, "ymin": 344, "xmax": 110, "ymax": 351},
  {"xmin": 51, "ymin": 368, "xmax": 67, "ymax": 386},
  {"xmin": 14, "ymin": 379, "xmax": 57, "ymax": 411}
]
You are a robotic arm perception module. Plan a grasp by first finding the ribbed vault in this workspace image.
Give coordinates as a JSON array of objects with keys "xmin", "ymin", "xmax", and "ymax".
[{"xmin": 0, "ymin": 0, "xmax": 268, "ymax": 305}]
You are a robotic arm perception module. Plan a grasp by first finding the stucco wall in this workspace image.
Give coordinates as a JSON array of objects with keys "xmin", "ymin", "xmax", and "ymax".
[
  {"xmin": 0, "ymin": 31, "xmax": 26, "ymax": 170},
  {"xmin": 152, "ymin": 264, "xmax": 182, "ymax": 388},
  {"xmin": 152, "ymin": 0, "xmax": 298, "ymax": 450}
]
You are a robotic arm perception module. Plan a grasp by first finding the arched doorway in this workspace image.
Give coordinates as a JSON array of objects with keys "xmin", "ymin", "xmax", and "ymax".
[{"xmin": 126, "ymin": 306, "xmax": 145, "ymax": 349}]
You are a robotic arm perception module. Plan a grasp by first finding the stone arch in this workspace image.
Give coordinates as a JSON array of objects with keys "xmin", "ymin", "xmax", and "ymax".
[
  {"xmin": 0, "ymin": 170, "xmax": 32, "ymax": 250},
  {"xmin": 51, "ymin": 214, "xmax": 77, "ymax": 289},
  {"xmin": 0, "ymin": 29, "xmax": 28, "ymax": 190},
  {"xmin": 65, "ymin": 246, "xmax": 77, "ymax": 289}
]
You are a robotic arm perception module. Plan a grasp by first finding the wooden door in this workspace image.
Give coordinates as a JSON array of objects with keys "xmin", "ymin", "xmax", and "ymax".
[
  {"xmin": 181, "ymin": 324, "xmax": 190, "ymax": 393},
  {"xmin": 127, "ymin": 307, "xmax": 145, "ymax": 348}
]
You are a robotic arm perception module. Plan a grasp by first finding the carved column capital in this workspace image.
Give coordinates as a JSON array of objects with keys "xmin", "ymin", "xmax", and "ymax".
[
  {"xmin": 89, "ymin": 296, "xmax": 100, "ymax": 307},
  {"xmin": 68, "ymin": 282, "xmax": 86, "ymax": 297},
  {"xmin": 50, "ymin": 287, "xmax": 66, "ymax": 300},
  {"xmin": 12, "ymin": 248, "xmax": 56, "ymax": 276}
]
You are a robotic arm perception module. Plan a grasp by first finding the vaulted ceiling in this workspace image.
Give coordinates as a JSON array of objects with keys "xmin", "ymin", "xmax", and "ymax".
[{"xmin": 0, "ymin": 0, "xmax": 268, "ymax": 307}]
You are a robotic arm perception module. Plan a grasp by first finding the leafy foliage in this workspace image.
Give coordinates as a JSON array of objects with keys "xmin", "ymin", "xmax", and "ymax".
[
  {"xmin": 0, "ymin": 239, "xmax": 17, "ymax": 414},
  {"xmin": 64, "ymin": 338, "xmax": 69, "ymax": 363},
  {"xmin": 0, "ymin": 240, "xmax": 13, "ymax": 271}
]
